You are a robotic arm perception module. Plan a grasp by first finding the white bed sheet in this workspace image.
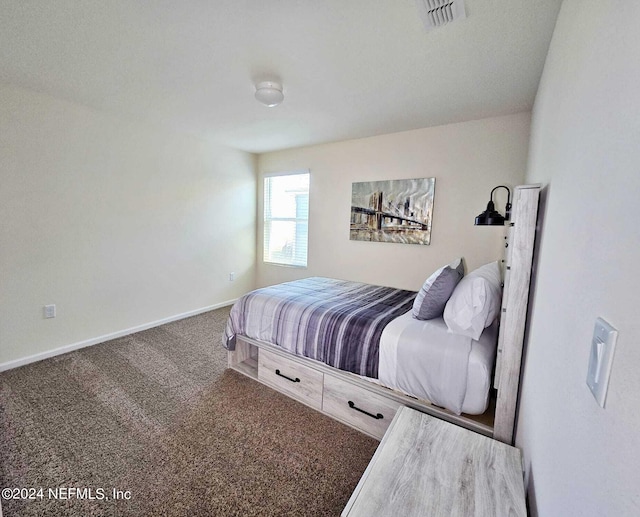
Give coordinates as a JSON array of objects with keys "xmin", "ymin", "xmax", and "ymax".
[{"xmin": 378, "ymin": 311, "xmax": 497, "ymax": 415}]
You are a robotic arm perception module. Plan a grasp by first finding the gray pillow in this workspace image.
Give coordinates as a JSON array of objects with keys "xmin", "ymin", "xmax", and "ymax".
[{"xmin": 412, "ymin": 258, "xmax": 464, "ymax": 320}]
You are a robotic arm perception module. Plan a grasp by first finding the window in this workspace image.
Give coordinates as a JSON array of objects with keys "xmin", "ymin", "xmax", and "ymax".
[{"xmin": 263, "ymin": 171, "xmax": 309, "ymax": 267}]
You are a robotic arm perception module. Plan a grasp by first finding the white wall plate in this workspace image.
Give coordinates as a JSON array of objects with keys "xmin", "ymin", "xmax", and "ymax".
[{"xmin": 586, "ymin": 317, "xmax": 618, "ymax": 408}]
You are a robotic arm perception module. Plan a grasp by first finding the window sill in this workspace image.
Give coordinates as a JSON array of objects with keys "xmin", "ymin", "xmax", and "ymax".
[{"xmin": 263, "ymin": 261, "xmax": 308, "ymax": 269}]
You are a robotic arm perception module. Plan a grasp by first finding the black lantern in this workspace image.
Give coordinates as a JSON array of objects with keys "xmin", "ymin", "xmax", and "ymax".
[{"xmin": 475, "ymin": 185, "xmax": 512, "ymax": 226}]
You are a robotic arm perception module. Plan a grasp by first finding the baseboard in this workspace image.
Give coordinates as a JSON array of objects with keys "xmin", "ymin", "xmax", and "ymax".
[{"xmin": 0, "ymin": 300, "xmax": 237, "ymax": 373}]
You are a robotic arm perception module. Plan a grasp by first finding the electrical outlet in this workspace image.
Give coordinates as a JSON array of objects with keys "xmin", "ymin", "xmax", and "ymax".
[
  {"xmin": 229, "ymin": 272, "xmax": 235, "ymax": 282},
  {"xmin": 44, "ymin": 304, "xmax": 56, "ymax": 318}
]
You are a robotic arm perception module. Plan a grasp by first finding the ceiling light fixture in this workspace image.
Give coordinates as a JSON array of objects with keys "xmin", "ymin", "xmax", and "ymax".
[{"xmin": 254, "ymin": 81, "xmax": 284, "ymax": 107}]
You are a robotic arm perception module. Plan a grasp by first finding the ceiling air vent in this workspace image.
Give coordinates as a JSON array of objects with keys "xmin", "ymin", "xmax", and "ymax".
[{"xmin": 416, "ymin": 0, "xmax": 466, "ymax": 31}]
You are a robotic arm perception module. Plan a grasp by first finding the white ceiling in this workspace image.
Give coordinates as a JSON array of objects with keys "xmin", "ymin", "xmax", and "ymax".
[{"xmin": 0, "ymin": 0, "xmax": 562, "ymax": 154}]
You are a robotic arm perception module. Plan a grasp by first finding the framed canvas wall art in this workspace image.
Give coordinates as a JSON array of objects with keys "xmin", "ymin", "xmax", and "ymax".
[{"xmin": 350, "ymin": 177, "xmax": 435, "ymax": 245}]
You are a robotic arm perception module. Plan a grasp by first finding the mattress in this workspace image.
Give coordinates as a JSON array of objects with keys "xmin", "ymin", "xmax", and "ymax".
[{"xmin": 377, "ymin": 311, "xmax": 497, "ymax": 415}]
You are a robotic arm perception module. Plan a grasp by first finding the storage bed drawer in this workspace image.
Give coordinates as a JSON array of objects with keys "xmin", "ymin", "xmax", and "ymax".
[
  {"xmin": 258, "ymin": 349, "xmax": 324, "ymax": 410},
  {"xmin": 322, "ymin": 375, "xmax": 402, "ymax": 439}
]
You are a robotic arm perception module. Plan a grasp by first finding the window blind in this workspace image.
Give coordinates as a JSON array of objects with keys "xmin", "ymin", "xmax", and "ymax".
[{"xmin": 263, "ymin": 172, "xmax": 309, "ymax": 267}]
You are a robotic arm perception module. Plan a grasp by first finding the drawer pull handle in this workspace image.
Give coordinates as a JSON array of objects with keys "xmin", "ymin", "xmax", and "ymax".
[
  {"xmin": 348, "ymin": 400, "xmax": 383, "ymax": 420},
  {"xmin": 275, "ymin": 369, "xmax": 300, "ymax": 383}
]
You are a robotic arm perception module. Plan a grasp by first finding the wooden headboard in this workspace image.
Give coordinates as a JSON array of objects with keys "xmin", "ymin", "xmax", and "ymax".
[{"xmin": 493, "ymin": 184, "xmax": 540, "ymax": 444}]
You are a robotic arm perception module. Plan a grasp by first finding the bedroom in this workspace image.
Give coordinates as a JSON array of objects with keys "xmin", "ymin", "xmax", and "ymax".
[{"xmin": 1, "ymin": 1, "xmax": 639, "ymax": 516}]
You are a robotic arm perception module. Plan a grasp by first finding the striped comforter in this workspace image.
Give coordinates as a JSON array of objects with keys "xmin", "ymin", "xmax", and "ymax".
[{"xmin": 223, "ymin": 277, "xmax": 416, "ymax": 378}]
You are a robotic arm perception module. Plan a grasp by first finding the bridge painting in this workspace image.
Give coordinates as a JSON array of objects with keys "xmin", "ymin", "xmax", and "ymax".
[{"xmin": 350, "ymin": 177, "xmax": 435, "ymax": 245}]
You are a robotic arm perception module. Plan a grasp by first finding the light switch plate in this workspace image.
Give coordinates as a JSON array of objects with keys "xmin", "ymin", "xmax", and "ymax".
[{"xmin": 586, "ymin": 317, "xmax": 617, "ymax": 407}]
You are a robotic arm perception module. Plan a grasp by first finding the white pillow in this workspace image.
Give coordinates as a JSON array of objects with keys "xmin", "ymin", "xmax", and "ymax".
[{"xmin": 443, "ymin": 261, "xmax": 502, "ymax": 340}]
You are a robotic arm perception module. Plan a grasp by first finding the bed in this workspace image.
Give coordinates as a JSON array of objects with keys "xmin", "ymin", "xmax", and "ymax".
[
  {"xmin": 225, "ymin": 185, "xmax": 540, "ymax": 443},
  {"xmin": 223, "ymin": 265, "xmax": 501, "ymax": 440},
  {"xmin": 224, "ymin": 276, "xmax": 497, "ymax": 417}
]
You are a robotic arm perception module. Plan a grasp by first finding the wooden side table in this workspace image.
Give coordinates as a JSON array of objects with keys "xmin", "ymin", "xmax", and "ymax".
[{"xmin": 342, "ymin": 407, "xmax": 526, "ymax": 517}]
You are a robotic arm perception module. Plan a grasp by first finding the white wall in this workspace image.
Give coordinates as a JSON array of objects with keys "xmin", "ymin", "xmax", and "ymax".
[
  {"xmin": 257, "ymin": 113, "xmax": 530, "ymax": 291},
  {"xmin": 0, "ymin": 85, "xmax": 256, "ymax": 367},
  {"xmin": 517, "ymin": 2, "xmax": 640, "ymax": 516}
]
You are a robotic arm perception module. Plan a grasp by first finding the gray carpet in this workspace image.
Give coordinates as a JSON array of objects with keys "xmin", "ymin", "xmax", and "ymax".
[{"xmin": 0, "ymin": 307, "xmax": 378, "ymax": 516}]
